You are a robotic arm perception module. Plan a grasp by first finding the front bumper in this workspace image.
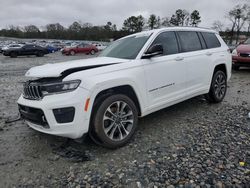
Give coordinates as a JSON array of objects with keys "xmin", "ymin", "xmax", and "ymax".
[
  {"xmin": 232, "ymin": 55, "xmax": 250, "ymax": 66},
  {"xmin": 17, "ymin": 87, "xmax": 91, "ymax": 139}
]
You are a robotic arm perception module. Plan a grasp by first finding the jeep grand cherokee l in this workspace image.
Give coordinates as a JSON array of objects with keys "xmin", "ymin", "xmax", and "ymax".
[{"xmin": 17, "ymin": 27, "xmax": 231, "ymax": 148}]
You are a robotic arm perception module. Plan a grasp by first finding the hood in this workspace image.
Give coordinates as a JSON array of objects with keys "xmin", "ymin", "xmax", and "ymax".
[
  {"xmin": 25, "ymin": 57, "xmax": 129, "ymax": 78},
  {"xmin": 236, "ymin": 44, "xmax": 250, "ymax": 53}
]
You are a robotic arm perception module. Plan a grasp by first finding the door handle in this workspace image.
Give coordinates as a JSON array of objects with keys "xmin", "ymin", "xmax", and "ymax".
[
  {"xmin": 206, "ymin": 52, "xmax": 212, "ymax": 56},
  {"xmin": 175, "ymin": 57, "xmax": 184, "ymax": 61}
]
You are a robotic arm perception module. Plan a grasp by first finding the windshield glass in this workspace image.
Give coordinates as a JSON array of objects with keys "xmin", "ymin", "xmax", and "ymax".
[
  {"xmin": 244, "ymin": 38, "xmax": 250, "ymax": 44},
  {"xmin": 99, "ymin": 34, "xmax": 151, "ymax": 59}
]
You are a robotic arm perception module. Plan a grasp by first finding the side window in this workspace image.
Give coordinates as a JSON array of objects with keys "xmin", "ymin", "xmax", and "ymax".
[
  {"xmin": 177, "ymin": 31, "xmax": 202, "ymax": 52},
  {"xmin": 150, "ymin": 31, "xmax": 179, "ymax": 55},
  {"xmin": 202, "ymin": 32, "xmax": 221, "ymax": 48}
]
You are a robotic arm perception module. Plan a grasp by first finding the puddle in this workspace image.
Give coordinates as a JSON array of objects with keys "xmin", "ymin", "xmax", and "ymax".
[{"xmin": 51, "ymin": 140, "xmax": 93, "ymax": 163}]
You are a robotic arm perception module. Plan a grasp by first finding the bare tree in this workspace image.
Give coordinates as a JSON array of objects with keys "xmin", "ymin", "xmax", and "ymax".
[
  {"xmin": 211, "ymin": 20, "xmax": 224, "ymax": 32},
  {"xmin": 227, "ymin": 4, "xmax": 250, "ymax": 44}
]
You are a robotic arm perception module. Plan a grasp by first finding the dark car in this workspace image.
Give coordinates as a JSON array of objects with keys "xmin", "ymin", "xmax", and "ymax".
[
  {"xmin": 61, "ymin": 43, "xmax": 98, "ymax": 55},
  {"xmin": 3, "ymin": 44, "xmax": 49, "ymax": 58}
]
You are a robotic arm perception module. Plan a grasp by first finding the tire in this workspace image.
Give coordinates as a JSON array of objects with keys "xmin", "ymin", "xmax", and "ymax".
[
  {"xmin": 90, "ymin": 50, "xmax": 95, "ymax": 55},
  {"xmin": 232, "ymin": 64, "xmax": 240, "ymax": 71},
  {"xmin": 36, "ymin": 51, "xmax": 44, "ymax": 57},
  {"xmin": 70, "ymin": 50, "xmax": 75, "ymax": 56},
  {"xmin": 10, "ymin": 52, "xmax": 17, "ymax": 58},
  {"xmin": 92, "ymin": 94, "xmax": 138, "ymax": 149},
  {"xmin": 205, "ymin": 70, "xmax": 227, "ymax": 103}
]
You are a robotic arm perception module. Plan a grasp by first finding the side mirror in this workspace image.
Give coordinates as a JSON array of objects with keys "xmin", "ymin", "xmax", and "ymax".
[{"xmin": 142, "ymin": 44, "xmax": 163, "ymax": 59}]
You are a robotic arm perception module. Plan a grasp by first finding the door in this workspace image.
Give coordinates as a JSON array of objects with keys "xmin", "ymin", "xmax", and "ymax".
[
  {"xmin": 142, "ymin": 31, "xmax": 187, "ymax": 108},
  {"xmin": 176, "ymin": 31, "xmax": 211, "ymax": 94},
  {"xmin": 22, "ymin": 45, "xmax": 35, "ymax": 55}
]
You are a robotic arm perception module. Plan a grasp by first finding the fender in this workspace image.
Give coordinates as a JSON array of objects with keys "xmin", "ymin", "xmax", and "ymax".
[{"xmin": 83, "ymin": 78, "xmax": 146, "ymax": 127}]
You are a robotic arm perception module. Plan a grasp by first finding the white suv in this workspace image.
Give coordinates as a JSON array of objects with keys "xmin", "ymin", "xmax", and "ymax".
[{"xmin": 18, "ymin": 27, "xmax": 231, "ymax": 148}]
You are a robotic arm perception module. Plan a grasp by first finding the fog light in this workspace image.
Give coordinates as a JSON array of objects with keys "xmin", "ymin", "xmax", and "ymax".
[{"xmin": 53, "ymin": 107, "xmax": 75, "ymax": 123}]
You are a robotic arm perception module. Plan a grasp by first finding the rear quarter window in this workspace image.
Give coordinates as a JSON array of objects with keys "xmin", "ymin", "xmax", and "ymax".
[
  {"xmin": 177, "ymin": 31, "xmax": 202, "ymax": 52},
  {"xmin": 201, "ymin": 32, "xmax": 221, "ymax": 48}
]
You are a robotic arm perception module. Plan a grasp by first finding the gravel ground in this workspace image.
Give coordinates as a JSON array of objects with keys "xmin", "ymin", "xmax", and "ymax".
[{"xmin": 0, "ymin": 52, "xmax": 249, "ymax": 187}]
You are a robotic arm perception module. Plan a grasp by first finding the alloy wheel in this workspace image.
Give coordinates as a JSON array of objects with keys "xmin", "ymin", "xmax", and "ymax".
[
  {"xmin": 102, "ymin": 101, "xmax": 134, "ymax": 141},
  {"xmin": 214, "ymin": 73, "xmax": 226, "ymax": 100}
]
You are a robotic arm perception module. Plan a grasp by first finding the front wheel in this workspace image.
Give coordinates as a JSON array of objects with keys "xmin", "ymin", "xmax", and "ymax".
[
  {"xmin": 36, "ymin": 51, "xmax": 44, "ymax": 57},
  {"xmin": 70, "ymin": 50, "xmax": 75, "ymax": 56},
  {"xmin": 92, "ymin": 94, "xmax": 138, "ymax": 149},
  {"xmin": 205, "ymin": 70, "xmax": 227, "ymax": 103},
  {"xmin": 90, "ymin": 50, "xmax": 95, "ymax": 55}
]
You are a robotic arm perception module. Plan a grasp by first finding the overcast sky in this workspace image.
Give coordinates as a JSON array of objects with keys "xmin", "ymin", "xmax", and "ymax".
[{"xmin": 0, "ymin": 0, "xmax": 249, "ymax": 30}]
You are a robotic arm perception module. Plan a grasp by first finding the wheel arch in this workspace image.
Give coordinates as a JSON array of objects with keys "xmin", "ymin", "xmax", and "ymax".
[
  {"xmin": 91, "ymin": 85, "xmax": 142, "ymax": 116},
  {"xmin": 214, "ymin": 64, "xmax": 227, "ymax": 78}
]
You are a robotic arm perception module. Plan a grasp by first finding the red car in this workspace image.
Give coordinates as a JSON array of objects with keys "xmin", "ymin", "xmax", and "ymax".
[
  {"xmin": 232, "ymin": 38, "xmax": 250, "ymax": 70},
  {"xmin": 62, "ymin": 43, "xmax": 98, "ymax": 55}
]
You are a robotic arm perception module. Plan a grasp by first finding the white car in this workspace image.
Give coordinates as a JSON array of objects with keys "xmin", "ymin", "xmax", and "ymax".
[
  {"xmin": 17, "ymin": 27, "xmax": 231, "ymax": 148},
  {"xmin": 93, "ymin": 43, "xmax": 107, "ymax": 51}
]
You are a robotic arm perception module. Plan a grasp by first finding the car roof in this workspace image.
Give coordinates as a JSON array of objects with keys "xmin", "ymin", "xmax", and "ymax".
[{"xmin": 125, "ymin": 27, "xmax": 218, "ymax": 39}]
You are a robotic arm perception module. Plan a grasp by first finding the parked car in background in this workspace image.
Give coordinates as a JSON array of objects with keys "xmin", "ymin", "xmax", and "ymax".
[
  {"xmin": 0, "ymin": 45, "xmax": 3, "ymax": 53},
  {"xmin": 232, "ymin": 38, "xmax": 250, "ymax": 70},
  {"xmin": 61, "ymin": 43, "xmax": 98, "ymax": 55},
  {"xmin": 3, "ymin": 44, "xmax": 49, "ymax": 58},
  {"xmin": 92, "ymin": 43, "xmax": 107, "ymax": 51},
  {"xmin": 46, "ymin": 45, "xmax": 60, "ymax": 53},
  {"xmin": 18, "ymin": 27, "xmax": 231, "ymax": 148}
]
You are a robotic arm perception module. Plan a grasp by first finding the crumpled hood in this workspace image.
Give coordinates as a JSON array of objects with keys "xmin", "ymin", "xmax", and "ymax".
[{"xmin": 25, "ymin": 57, "xmax": 129, "ymax": 78}]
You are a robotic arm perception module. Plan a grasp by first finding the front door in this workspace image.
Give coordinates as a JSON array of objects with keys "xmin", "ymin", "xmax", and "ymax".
[{"xmin": 142, "ymin": 31, "xmax": 187, "ymax": 108}]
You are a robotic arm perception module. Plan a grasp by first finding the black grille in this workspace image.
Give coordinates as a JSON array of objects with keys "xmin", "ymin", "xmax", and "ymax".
[
  {"xmin": 240, "ymin": 53, "xmax": 250, "ymax": 58},
  {"xmin": 23, "ymin": 82, "xmax": 43, "ymax": 100}
]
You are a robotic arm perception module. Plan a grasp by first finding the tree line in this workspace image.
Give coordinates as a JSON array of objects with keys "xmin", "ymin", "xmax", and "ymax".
[
  {"xmin": 0, "ymin": 9, "xmax": 201, "ymax": 41},
  {"xmin": 0, "ymin": 4, "xmax": 249, "ymax": 43},
  {"xmin": 212, "ymin": 4, "xmax": 250, "ymax": 44}
]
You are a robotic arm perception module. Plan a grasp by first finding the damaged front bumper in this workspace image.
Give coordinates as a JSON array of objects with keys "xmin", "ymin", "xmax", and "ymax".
[{"xmin": 17, "ymin": 87, "xmax": 91, "ymax": 139}]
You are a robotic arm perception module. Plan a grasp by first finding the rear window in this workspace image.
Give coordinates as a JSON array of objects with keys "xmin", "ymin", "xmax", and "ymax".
[
  {"xmin": 177, "ymin": 31, "xmax": 202, "ymax": 52},
  {"xmin": 201, "ymin": 32, "xmax": 221, "ymax": 48}
]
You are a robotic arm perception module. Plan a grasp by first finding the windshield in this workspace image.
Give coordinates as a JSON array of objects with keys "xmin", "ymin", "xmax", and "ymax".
[
  {"xmin": 99, "ymin": 34, "xmax": 151, "ymax": 60},
  {"xmin": 244, "ymin": 38, "xmax": 250, "ymax": 44}
]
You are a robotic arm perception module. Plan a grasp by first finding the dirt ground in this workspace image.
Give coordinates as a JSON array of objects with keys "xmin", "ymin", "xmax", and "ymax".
[{"xmin": 0, "ymin": 52, "xmax": 249, "ymax": 187}]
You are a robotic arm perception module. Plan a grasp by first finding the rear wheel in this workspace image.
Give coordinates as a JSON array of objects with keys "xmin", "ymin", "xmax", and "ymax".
[
  {"xmin": 10, "ymin": 52, "xmax": 17, "ymax": 58},
  {"xmin": 205, "ymin": 70, "xmax": 227, "ymax": 103},
  {"xmin": 92, "ymin": 94, "xmax": 138, "ymax": 149}
]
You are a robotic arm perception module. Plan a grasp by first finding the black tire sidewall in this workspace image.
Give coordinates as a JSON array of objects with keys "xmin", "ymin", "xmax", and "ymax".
[
  {"xmin": 93, "ymin": 94, "xmax": 138, "ymax": 148},
  {"xmin": 10, "ymin": 52, "xmax": 17, "ymax": 58},
  {"xmin": 209, "ymin": 70, "xmax": 227, "ymax": 103}
]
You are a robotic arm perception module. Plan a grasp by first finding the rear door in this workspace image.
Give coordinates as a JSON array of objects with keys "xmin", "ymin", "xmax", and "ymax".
[
  {"xmin": 176, "ymin": 31, "xmax": 211, "ymax": 94},
  {"xmin": 142, "ymin": 31, "xmax": 187, "ymax": 108}
]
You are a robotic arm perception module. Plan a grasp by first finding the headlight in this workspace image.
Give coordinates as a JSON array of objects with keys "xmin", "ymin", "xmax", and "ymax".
[
  {"xmin": 40, "ymin": 80, "xmax": 81, "ymax": 95},
  {"xmin": 232, "ymin": 49, "xmax": 238, "ymax": 56}
]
